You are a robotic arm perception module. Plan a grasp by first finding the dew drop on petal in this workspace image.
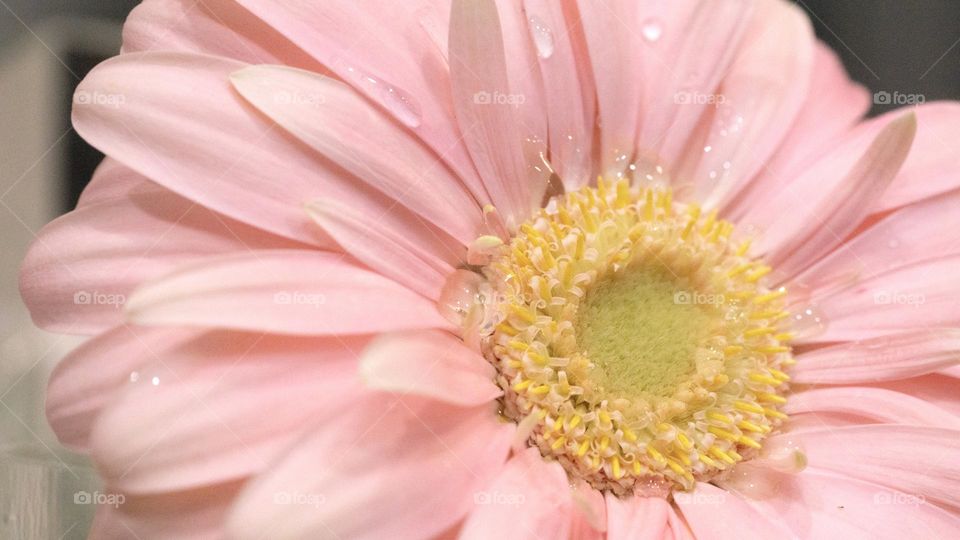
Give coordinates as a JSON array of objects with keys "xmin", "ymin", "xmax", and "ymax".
[
  {"xmin": 790, "ymin": 304, "xmax": 827, "ymax": 340},
  {"xmin": 527, "ymin": 15, "xmax": 555, "ymax": 59},
  {"xmin": 339, "ymin": 64, "xmax": 423, "ymax": 128},
  {"xmin": 641, "ymin": 18, "xmax": 663, "ymax": 43}
]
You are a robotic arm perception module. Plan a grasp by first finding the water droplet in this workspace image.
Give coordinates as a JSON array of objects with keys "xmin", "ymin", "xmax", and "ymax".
[
  {"xmin": 129, "ymin": 371, "xmax": 140, "ymax": 383},
  {"xmin": 151, "ymin": 376, "xmax": 160, "ymax": 386},
  {"xmin": 640, "ymin": 18, "xmax": 663, "ymax": 43},
  {"xmin": 527, "ymin": 15, "xmax": 555, "ymax": 59},
  {"xmin": 790, "ymin": 305, "xmax": 827, "ymax": 340},
  {"xmin": 338, "ymin": 64, "xmax": 423, "ymax": 128},
  {"xmin": 704, "ymin": 145, "xmax": 712, "ymax": 153}
]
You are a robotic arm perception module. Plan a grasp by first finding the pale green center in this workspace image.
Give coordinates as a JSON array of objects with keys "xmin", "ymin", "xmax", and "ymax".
[{"xmin": 574, "ymin": 265, "xmax": 710, "ymax": 397}]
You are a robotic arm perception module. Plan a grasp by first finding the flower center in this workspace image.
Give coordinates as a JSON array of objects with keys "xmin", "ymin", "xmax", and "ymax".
[{"xmin": 455, "ymin": 179, "xmax": 795, "ymax": 496}]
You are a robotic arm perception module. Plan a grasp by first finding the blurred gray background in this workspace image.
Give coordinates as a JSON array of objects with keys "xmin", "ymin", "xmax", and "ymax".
[{"xmin": 0, "ymin": 0, "xmax": 958, "ymax": 538}]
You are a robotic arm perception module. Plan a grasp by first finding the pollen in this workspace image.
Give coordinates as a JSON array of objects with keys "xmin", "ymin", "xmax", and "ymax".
[{"xmin": 479, "ymin": 179, "xmax": 794, "ymax": 496}]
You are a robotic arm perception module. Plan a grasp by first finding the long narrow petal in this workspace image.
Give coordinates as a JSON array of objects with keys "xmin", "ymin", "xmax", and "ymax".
[
  {"xmin": 125, "ymin": 250, "xmax": 451, "ymax": 335},
  {"xmin": 785, "ymin": 387, "xmax": 960, "ymax": 429},
  {"xmin": 804, "ymin": 255, "xmax": 960, "ymax": 342},
  {"xmin": 230, "ymin": 65, "xmax": 482, "ymax": 243},
  {"xmin": 769, "ymin": 425, "xmax": 960, "ymax": 510},
  {"xmin": 675, "ymin": 482, "xmax": 792, "ymax": 539},
  {"xmin": 227, "ymin": 397, "xmax": 513, "ymax": 540},
  {"xmin": 122, "ymin": 0, "xmax": 321, "ymax": 68},
  {"xmin": 360, "ymin": 330, "xmax": 501, "ymax": 406},
  {"xmin": 233, "ymin": 0, "xmax": 489, "ymax": 205},
  {"xmin": 724, "ymin": 44, "xmax": 870, "ymax": 219},
  {"xmin": 46, "ymin": 325, "xmax": 202, "ymax": 449},
  {"xmin": 792, "ymin": 329, "xmax": 960, "ymax": 383},
  {"xmin": 449, "ymin": 0, "xmax": 539, "ymax": 227},
  {"xmin": 89, "ymin": 332, "xmax": 369, "ymax": 493},
  {"xmin": 305, "ymin": 199, "xmax": 464, "ymax": 300},
  {"xmin": 790, "ymin": 188, "xmax": 960, "ymax": 300},
  {"xmin": 604, "ymin": 493, "xmax": 671, "ymax": 540},
  {"xmin": 72, "ymin": 52, "xmax": 386, "ymax": 246},
  {"xmin": 460, "ymin": 447, "xmax": 573, "ymax": 540},
  {"xmin": 750, "ymin": 112, "xmax": 916, "ymax": 278},
  {"xmin": 19, "ymin": 175, "xmax": 301, "ymax": 334},
  {"xmin": 690, "ymin": 0, "xmax": 814, "ymax": 209},
  {"xmin": 743, "ymin": 469, "xmax": 960, "ymax": 538}
]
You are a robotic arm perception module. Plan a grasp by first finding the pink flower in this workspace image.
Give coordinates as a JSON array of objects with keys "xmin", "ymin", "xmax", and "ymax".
[{"xmin": 20, "ymin": 0, "xmax": 960, "ymax": 538}]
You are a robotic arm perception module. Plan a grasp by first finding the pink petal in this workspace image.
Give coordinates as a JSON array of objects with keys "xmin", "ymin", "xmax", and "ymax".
[
  {"xmin": 770, "ymin": 425, "xmax": 960, "ymax": 509},
  {"xmin": 122, "ymin": 0, "xmax": 321, "ymax": 69},
  {"xmin": 523, "ymin": 0, "xmax": 594, "ymax": 188},
  {"xmin": 125, "ymin": 250, "xmax": 451, "ymax": 335},
  {"xmin": 72, "ymin": 52, "xmax": 380, "ymax": 247},
  {"xmin": 749, "ymin": 112, "xmax": 916, "ymax": 278},
  {"xmin": 46, "ymin": 325, "xmax": 202, "ymax": 449},
  {"xmin": 574, "ymin": 0, "xmax": 643, "ymax": 176},
  {"xmin": 792, "ymin": 329, "xmax": 960, "ymax": 383},
  {"xmin": 785, "ymin": 387, "xmax": 960, "ymax": 430},
  {"xmin": 460, "ymin": 447, "xmax": 572, "ymax": 540},
  {"xmin": 569, "ymin": 481, "xmax": 606, "ymax": 538},
  {"xmin": 305, "ymin": 199, "xmax": 465, "ymax": 300},
  {"xmin": 226, "ymin": 397, "xmax": 513, "ymax": 540},
  {"xmin": 89, "ymin": 332, "xmax": 368, "ymax": 493},
  {"xmin": 19, "ymin": 177, "xmax": 300, "ymax": 334},
  {"xmin": 604, "ymin": 493, "xmax": 672, "ymax": 540},
  {"xmin": 790, "ymin": 188, "xmax": 960, "ymax": 302},
  {"xmin": 449, "ymin": 0, "xmax": 541, "ymax": 227},
  {"xmin": 75, "ymin": 158, "xmax": 142, "ymax": 207},
  {"xmin": 743, "ymin": 469, "xmax": 960, "ymax": 538},
  {"xmin": 725, "ymin": 44, "xmax": 870, "ymax": 219},
  {"xmin": 878, "ymin": 102, "xmax": 960, "ymax": 212},
  {"xmin": 674, "ymin": 482, "xmax": 792, "ymax": 540},
  {"xmin": 229, "ymin": 65, "xmax": 482, "ymax": 243},
  {"xmin": 689, "ymin": 0, "xmax": 814, "ymax": 209},
  {"xmin": 637, "ymin": 1, "xmax": 754, "ymax": 171},
  {"xmin": 869, "ymin": 373, "xmax": 960, "ymax": 417},
  {"xmin": 233, "ymin": 0, "xmax": 490, "ymax": 209},
  {"xmin": 88, "ymin": 481, "xmax": 243, "ymax": 540},
  {"xmin": 805, "ymin": 255, "xmax": 960, "ymax": 342},
  {"xmin": 360, "ymin": 330, "xmax": 501, "ymax": 406}
]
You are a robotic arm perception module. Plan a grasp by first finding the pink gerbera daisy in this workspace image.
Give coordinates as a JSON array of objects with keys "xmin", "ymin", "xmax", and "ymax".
[{"xmin": 20, "ymin": 0, "xmax": 960, "ymax": 538}]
